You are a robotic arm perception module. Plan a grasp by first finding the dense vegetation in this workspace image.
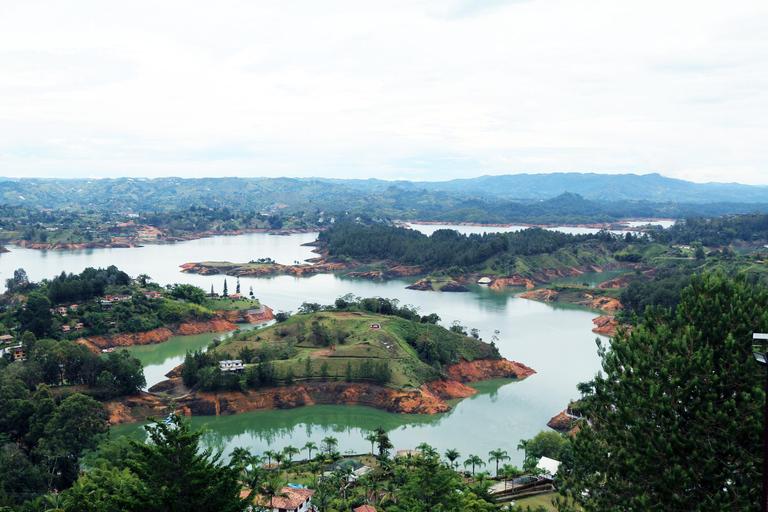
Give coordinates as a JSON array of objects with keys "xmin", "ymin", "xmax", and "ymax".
[
  {"xmin": 319, "ymin": 221, "xmax": 630, "ymax": 273},
  {"xmin": 556, "ymin": 274, "xmax": 768, "ymax": 511},
  {"xmin": 181, "ymin": 296, "xmax": 499, "ymax": 393},
  {"xmin": 2, "ymin": 268, "xmax": 219, "ymax": 341},
  {"xmin": 0, "ymin": 177, "xmax": 766, "ymax": 230},
  {"xmin": 662, "ymin": 211, "xmax": 768, "ymax": 247}
]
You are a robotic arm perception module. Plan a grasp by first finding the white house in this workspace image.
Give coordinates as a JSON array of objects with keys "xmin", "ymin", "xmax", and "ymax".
[{"xmin": 219, "ymin": 360, "xmax": 245, "ymax": 373}]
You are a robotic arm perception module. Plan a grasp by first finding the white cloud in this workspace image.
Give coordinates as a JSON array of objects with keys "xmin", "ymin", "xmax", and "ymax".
[{"xmin": 0, "ymin": 0, "xmax": 766, "ymax": 184}]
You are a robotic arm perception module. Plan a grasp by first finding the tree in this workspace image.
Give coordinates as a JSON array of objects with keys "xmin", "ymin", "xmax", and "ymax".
[
  {"xmin": 283, "ymin": 445, "xmax": 299, "ymax": 463},
  {"xmin": 236, "ymin": 277, "xmax": 240, "ymax": 294},
  {"xmin": 303, "ymin": 441, "xmax": 318, "ymax": 461},
  {"xmin": 365, "ymin": 432, "xmax": 378, "ymax": 455},
  {"xmin": 169, "ymin": 283, "xmax": 206, "ymax": 304},
  {"xmin": 444, "ymin": 448, "xmax": 461, "ymax": 469},
  {"xmin": 488, "ymin": 449, "xmax": 510, "ymax": 477},
  {"xmin": 322, "ymin": 436, "xmax": 338, "ymax": 457},
  {"xmin": 463, "ymin": 454, "xmax": 485, "ymax": 476},
  {"xmin": 127, "ymin": 414, "xmax": 245, "ymax": 512},
  {"xmin": 38, "ymin": 393, "xmax": 109, "ymax": 489},
  {"xmin": 375, "ymin": 426, "xmax": 393, "ymax": 459},
  {"xmin": 222, "ymin": 279, "xmax": 228, "ymax": 298},
  {"xmin": 557, "ymin": 274, "xmax": 768, "ymax": 511},
  {"xmin": 17, "ymin": 292, "xmax": 52, "ymax": 339}
]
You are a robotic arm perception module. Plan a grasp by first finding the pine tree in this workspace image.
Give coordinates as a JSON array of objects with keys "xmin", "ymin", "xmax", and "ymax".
[
  {"xmin": 127, "ymin": 414, "xmax": 245, "ymax": 512},
  {"xmin": 236, "ymin": 277, "xmax": 240, "ymax": 294},
  {"xmin": 223, "ymin": 279, "xmax": 228, "ymax": 298},
  {"xmin": 557, "ymin": 274, "xmax": 768, "ymax": 511},
  {"xmin": 210, "ymin": 284, "xmax": 214, "ymax": 296}
]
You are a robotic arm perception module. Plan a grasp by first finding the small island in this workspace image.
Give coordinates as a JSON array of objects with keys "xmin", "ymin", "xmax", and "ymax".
[{"xmin": 107, "ymin": 299, "xmax": 535, "ymax": 425}]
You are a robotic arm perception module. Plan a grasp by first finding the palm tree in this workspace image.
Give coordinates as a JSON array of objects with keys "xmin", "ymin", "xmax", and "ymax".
[
  {"xmin": 258, "ymin": 473, "xmax": 288, "ymax": 509},
  {"xmin": 365, "ymin": 432, "xmax": 378, "ymax": 455},
  {"xmin": 303, "ymin": 441, "xmax": 318, "ymax": 461},
  {"xmin": 500, "ymin": 463, "xmax": 523, "ymax": 490},
  {"xmin": 283, "ymin": 445, "xmax": 300, "ymax": 463},
  {"xmin": 307, "ymin": 461, "xmax": 323, "ymax": 484},
  {"xmin": 463, "ymin": 454, "xmax": 485, "ymax": 476},
  {"xmin": 445, "ymin": 448, "xmax": 461, "ymax": 469},
  {"xmin": 229, "ymin": 447, "xmax": 251, "ymax": 468},
  {"xmin": 263, "ymin": 449, "xmax": 277, "ymax": 468},
  {"xmin": 488, "ymin": 448, "xmax": 511, "ymax": 477},
  {"xmin": 273, "ymin": 451, "xmax": 284, "ymax": 470},
  {"xmin": 322, "ymin": 436, "xmax": 338, "ymax": 457}
]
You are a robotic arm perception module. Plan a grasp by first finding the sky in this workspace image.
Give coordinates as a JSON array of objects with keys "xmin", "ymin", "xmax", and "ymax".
[{"xmin": 0, "ymin": 0, "xmax": 767, "ymax": 185}]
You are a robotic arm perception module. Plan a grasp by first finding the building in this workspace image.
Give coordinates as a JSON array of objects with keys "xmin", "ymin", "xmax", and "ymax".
[
  {"xmin": 144, "ymin": 291, "xmax": 164, "ymax": 299},
  {"xmin": 62, "ymin": 325, "xmax": 70, "ymax": 333},
  {"xmin": 353, "ymin": 506, "xmax": 378, "ymax": 512},
  {"xmin": 219, "ymin": 360, "xmax": 245, "ymax": 373},
  {"xmin": 75, "ymin": 323, "xmax": 84, "ymax": 330},
  {"xmin": 57, "ymin": 307, "xmax": 68, "ymax": 315},
  {"xmin": 69, "ymin": 304, "xmax": 78, "ymax": 311},
  {"xmin": 323, "ymin": 459, "xmax": 373, "ymax": 482},
  {"xmin": 0, "ymin": 334, "xmax": 14, "ymax": 344},
  {"xmin": 246, "ymin": 486, "xmax": 316, "ymax": 512}
]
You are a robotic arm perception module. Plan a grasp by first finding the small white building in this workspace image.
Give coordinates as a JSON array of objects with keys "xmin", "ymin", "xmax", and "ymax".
[
  {"xmin": 536, "ymin": 456, "xmax": 561, "ymax": 478},
  {"xmin": 219, "ymin": 360, "xmax": 245, "ymax": 373}
]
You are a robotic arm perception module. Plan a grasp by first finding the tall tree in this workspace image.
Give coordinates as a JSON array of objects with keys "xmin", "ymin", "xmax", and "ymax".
[
  {"xmin": 463, "ymin": 454, "xmax": 485, "ymax": 476},
  {"xmin": 126, "ymin": 414, "xmax": 245, "ymax": 512},
  {"xmin": 222, "ymin": 279, "xmax": 228, "ymax": 298},
  {"xmin": 557, "ymin": 274, "xmax": 768, "ymax": 512},
  {"xmin": 488, "ymin": 449, "xmax": 510, "ymax": 477}
]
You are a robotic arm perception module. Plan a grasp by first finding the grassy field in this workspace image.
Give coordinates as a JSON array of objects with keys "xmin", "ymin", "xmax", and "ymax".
[
  {"xmin": 211, "ymin": 310, "xmax": 498, "ymax": 390},
  {"xmin": 203, "ymin": 297, "xmax": 261, "ymax": 311}
]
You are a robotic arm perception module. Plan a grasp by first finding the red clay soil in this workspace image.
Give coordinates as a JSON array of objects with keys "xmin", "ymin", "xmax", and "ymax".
[
  {"xmin": 591, "ymin": 315, "xmax": 627, "ymax": 337},
  {"xmin": 547, "ymin": 410, "xmax": 574, "ymax": 432},
  {"xmin": 518, "ymin": 289, "xmax": 622, "ymax": 311},
  {"xmin": 79, "ymin": 318, "xmax": 238, "ymax": 352},
  {"xmin": 107, "ymin": 358, "xmax": 536, "ymax": 425},
  {"xmin": 443, "ymin": 359, "xmax": 536, "ymax": 382}
]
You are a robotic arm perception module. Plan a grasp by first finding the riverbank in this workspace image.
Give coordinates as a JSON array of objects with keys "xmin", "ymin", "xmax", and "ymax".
[
  {"xmin": 2, "ymin": 227, "xmax": 322, "ymax": 251},
  {"xmin": 105, "ymin": 358, "xmax": 536, "ymax": 425},
  {"xmin": 518, "ymin": 286, "xmax": 622, "ymax": 310},
  {"xmin": 398, "ymin": 218, "xmax": 675, "ymax": 231},
  {"xmin": 78, "ymin": 306, "xmax": 274, "ymax": 352}
]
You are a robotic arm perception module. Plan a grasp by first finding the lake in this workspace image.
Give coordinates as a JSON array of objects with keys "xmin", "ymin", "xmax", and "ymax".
[{"xmin": 2, "ymin": 228, "xmax": 611, "ymax": 467}]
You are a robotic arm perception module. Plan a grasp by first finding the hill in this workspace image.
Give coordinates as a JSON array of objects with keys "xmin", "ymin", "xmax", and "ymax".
[{"xmin": 109, "ymin": 308, "xmax": 535, "ymax": 424}]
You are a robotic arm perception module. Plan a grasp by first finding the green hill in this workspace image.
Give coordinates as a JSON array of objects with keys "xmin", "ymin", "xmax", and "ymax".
[{"xmin": 197, "ymin": 310, "xmax": 501, "ymax": 392}]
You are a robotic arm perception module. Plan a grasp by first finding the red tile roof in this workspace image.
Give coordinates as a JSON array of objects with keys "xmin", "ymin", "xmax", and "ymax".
[
  {"xmin": 253, "ymin": 487, "xmax": 315, "ymax": 510},
  {"xmin": 354, "ymin": 506, "xmax": 378, "ymax": 512}
]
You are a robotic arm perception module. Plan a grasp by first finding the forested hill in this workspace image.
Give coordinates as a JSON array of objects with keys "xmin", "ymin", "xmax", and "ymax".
[
  {"xmin": 1, "ymin": 177, "xmax": 767, "ymax": 225},
  {"xmin": 320, "ymin": 172, "xmax": 768, "ymax": 203},
  {"xmin": 318, "ymin": 221, "xmax": 623, "ymax": 270}
]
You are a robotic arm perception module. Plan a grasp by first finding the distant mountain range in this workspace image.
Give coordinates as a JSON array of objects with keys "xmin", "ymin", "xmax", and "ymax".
[
  {"xmin": 0, "ymin": 174, "xmax": 765, "ymax": 222},
  {"xmin": 317, "ymin": 173, "xmax": 768, "ymax": 203}
]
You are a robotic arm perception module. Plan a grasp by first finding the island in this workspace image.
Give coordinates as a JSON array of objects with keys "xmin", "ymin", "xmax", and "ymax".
[{"xmin": 106, "ymin": 302, "xmax": 535, "ymax": 425}]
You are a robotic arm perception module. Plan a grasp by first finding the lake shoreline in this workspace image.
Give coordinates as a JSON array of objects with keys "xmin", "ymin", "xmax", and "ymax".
[{"xmin": 105, "ymin": 358, "xmax": 536, "ymax": 426}]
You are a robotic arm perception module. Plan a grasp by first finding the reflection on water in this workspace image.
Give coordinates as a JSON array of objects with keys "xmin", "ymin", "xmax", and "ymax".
[{"xmin": 111, "ymin": 379, "xmax": 518, "ymax": 462}]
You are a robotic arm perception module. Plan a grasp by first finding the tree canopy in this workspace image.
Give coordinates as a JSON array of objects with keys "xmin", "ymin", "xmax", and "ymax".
[{"xmin": 557, "ymin": 274, "xmax": 768, "ymax": 511}]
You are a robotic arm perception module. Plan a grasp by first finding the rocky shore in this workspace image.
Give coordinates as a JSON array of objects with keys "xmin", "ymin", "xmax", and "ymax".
[
  {"xmin": 518, "ymin": 288, "xmax": 622, "ymax": 310},
  {"xmin": 105, "ymin": 357, "xmax": 536, "ymax": 426},
  {"xmin": 78, "ymin": 306, "xmax": 274, "ymax": 352}
]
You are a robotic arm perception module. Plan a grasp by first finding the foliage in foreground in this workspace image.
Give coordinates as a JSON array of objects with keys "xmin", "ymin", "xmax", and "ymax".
[{"xmin": 557, "ymin": 274, "xmax": 768, "ymax": 511}]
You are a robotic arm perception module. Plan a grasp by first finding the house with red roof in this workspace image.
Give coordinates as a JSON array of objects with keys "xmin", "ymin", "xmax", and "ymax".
[
  {"xmin": 244, "ymin": 486, "xmax": 316, "ymax": 512},
  {"xmin": 353, "ymin": 506, "xmax": 378, "ymax": 512}
]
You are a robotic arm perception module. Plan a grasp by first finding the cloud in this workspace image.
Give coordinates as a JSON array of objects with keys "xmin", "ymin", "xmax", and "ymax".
[{"xmin": 0, "ymin": 0, "xmax": 766, "ymax": 185}]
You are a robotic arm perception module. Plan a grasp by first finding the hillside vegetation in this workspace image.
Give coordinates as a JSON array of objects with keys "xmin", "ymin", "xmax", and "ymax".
[{"xmin": 183, "ymin": 301, "xmax": 501, "ymax": 393}]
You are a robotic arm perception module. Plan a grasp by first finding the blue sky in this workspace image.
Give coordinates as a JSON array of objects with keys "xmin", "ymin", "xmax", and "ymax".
[{"xmin": 1, "ymin": 0, "xmax": 766, "ymax": 184}]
